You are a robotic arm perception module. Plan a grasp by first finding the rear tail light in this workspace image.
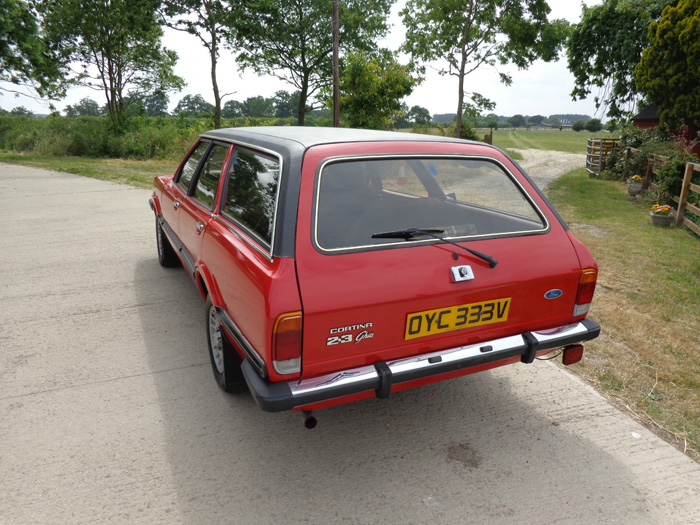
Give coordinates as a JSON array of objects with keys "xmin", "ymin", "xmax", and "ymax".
[
  {"xmin": 272, "ymin": 312, "xmax": 302, "ymax": 375},
  {"xmin": 573, "ymin": 268, "xmax": 597, "ymax": 317},
  {"xmin": 562, "ymin": 344, "xmax": 584, "ymax": 366}
]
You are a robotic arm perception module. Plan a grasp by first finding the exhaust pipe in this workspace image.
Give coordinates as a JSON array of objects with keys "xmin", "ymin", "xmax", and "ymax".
[{"xmin": 302, "ymin": 410, "xmax": 317, "ymax": 430}]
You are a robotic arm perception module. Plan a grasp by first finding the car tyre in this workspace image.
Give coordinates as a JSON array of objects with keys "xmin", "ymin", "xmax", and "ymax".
[
  {"xmin": 156, "ymin": 217, "xmax": 180, "ymax": 267},
  {"xmin": 205, "ymin": 298, "xmax": 248, "ymax": 394}
]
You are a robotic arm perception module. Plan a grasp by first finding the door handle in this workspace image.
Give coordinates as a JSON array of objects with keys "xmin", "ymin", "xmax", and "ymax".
[
  {"xmin": 174, "ymin": 200, "xmax": 180, "ymax": 210},
  {"xmin": 196, "ymin": 221, "xmax": 205, "ymax": 234}
]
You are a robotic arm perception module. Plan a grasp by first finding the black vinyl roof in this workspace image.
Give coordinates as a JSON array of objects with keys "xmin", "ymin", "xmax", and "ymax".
[{"xmin": 202, "ymin": 126, "xmax": 475, "ymax": 149}]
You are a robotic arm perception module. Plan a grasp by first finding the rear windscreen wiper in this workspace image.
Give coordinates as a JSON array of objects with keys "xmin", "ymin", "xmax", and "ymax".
[{"xmin": 371, "ymin": 228, "xmax": 498, "ymax": 268}]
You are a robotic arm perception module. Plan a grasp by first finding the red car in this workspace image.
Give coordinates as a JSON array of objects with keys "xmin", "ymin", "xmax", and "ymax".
[{"xmin": 150, "ymin": 127, "xmax": 599, "ymax": 427}]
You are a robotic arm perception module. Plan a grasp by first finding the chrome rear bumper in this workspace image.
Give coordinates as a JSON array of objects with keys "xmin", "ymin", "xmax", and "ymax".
[{"xmin": 242, "ymin": 319, "xmax": 600, "ymax": 412}]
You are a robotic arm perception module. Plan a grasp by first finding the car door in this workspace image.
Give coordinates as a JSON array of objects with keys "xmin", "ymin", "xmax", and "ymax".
[
  {"xmin": 178, "ymin": 141, "xmax": 231, "ymax": 274},
  {"xmin": 160, "ymin": 140, "xmax": 210, "ymax": 269}
]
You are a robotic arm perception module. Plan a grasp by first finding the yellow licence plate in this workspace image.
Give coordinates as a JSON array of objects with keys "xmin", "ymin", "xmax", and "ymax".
[{"xmin": 405, "ymin": 298, "xmax": 511, "ymax": 340}]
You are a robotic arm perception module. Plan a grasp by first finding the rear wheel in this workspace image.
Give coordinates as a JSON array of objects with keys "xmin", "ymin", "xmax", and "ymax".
[
  {"xmin": 206, "ymin": 298, "xmax": 247, "ymax": 394},
  {"xmin": 156, "ymin": 218, "xmax": 180, "ymax": 267}
]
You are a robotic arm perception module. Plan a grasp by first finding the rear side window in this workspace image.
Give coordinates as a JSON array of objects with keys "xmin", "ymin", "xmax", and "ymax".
[
  {"xmin": 193, "ymin": 143, "xmax": 229, "ymax": 210},
  {"xmin": 222, "ymin": 147, "xmax": 280, "ymax": 249},
  {"xmin": 177, "ymin": 141, "xmax": 209, "ymax": 192},
  {"xmin": 315, "ymin": 156, "xmax": 547, "ymax": 251}
]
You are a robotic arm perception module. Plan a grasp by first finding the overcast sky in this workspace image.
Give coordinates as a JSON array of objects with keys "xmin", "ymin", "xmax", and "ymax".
[{"xmin": 1, "ymin": 0, "xmax": 602, "ymax": 118}]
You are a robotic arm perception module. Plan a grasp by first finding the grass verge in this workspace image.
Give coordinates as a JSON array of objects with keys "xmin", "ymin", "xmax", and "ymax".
[
  {"xmin": 549, "ymin": 168, "xmax": 700, "ymax": 460},
  {"xmin": 492, "ymin": 129, "xmax": 615, "ymax": 154},
  {"xmin": 0, "ymin": 152, "xmax": 176, "ymax": 189}
]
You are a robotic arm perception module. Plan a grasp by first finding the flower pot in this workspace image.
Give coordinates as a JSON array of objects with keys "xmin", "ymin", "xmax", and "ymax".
[
  {"xmin": 627, "ymin": 182, "xmax": 643, "ymax": 201},
  {"xmin": 650, "ymin": 212, "xmax": 674, "ymax": 227}
]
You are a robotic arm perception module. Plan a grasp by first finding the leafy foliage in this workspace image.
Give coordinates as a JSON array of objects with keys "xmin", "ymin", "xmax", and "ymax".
[
  {"xmin": 233, "ymin": 0, "xmax": 392, "ymax": 125},
  {"xmin": 401, "ymin": 0, "xmax": 568, "ymax": 137},
  {"xmin": 336, "ymin": 51, "xmax": 421, "ymax": 130},
  {"xmin": 603, "ymin": 126, "xmax": 697, "ymax": 205},
  {"xmin": 161, "ymin": 0, "xmax": 237, "ymax": 128},
  {"xmin": 566, "ymin": 0, "xmax": 671, "ymax": 122},
  {"xmin": 634, "ymin": 0, "xmax": 700, "ymax": 132},
  {"xmin": 64, "ymin": 98, "xmax": 102, "ymax": 117},
  {"xmin": 409, "ymin": 106, "xmax": 431, "ymax": 125},
  {"xmin": 38, "ymin": 0, "xmax": 184, "ymax": 127},
  {"xmin": 0, "ymin": 0, "xmax": 67, "ymax": 98},
  {"xmin": 174, "ymin": 94, "xmax": 214, "ymax": 117}
]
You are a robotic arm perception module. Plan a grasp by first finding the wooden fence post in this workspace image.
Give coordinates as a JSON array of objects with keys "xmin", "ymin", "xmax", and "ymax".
[{"xmin": 675, "ymin": 163, "xmax": 694, "ymax": 227}]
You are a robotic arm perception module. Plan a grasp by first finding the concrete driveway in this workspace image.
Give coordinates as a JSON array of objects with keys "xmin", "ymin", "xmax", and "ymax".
[{"xmin": 2, "ymin": 164, "xmax": 700, "ymax": 524}]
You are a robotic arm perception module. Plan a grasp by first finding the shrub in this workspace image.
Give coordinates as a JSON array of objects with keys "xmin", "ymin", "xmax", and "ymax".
[{"xmin": 602, "ymin": 125, "xmax": 698, "ymax": 206}]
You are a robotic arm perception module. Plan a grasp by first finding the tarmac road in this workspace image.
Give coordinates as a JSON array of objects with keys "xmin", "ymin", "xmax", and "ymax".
[{"xmin": 2, "ymin": 163, "xmax": 700, "ymax": 524}]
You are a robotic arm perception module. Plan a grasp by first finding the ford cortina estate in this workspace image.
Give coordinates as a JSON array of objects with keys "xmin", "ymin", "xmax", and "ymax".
[{"xmin": 150, "ymin": 127, "xmax": 600, "ymax": 426}]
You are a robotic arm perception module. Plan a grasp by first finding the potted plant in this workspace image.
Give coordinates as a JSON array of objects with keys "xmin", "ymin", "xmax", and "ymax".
[
  {"xmin": 650, "ymin": 204, "xmax": 675, "ymax": 227},
  {"xmin": 626, "ymin": 175, "xmax": 644, "ymax": 201}
]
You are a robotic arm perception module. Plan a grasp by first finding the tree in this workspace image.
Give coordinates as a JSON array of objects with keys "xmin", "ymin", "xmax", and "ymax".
[
  {"xmin": 222, "ymin": 100, "xmax": 245, "ymax": 118},
  {"xmin": 337, "ymin": 50, "xmax": 421, "ymax": 130},
  {"xmin": 174, "ymin": 94, "xmax": 214, "ymax": 117},
  {"xmin": 572, "ymin": 120, "xmax": 586, "ymax": 132},
  {"xmin": 634, "ymin": 0, "xmax": 700, "ymax": 132},
  {"xmin": 140, "ymin": 91, "xmax": 171, "ymax": 117},
  {"xmin": 233, "ymin": 0, "xmax": 392, "ymax": 125},
  {"xmin": 566, "ymin": 0, "xmax": 671, "ymax": 121},
  {"xmin": 509, "ymin": 114, "xmax": 527, "ymax": 128},
  {"xmin": 272, "ymin": 90, "xmax": 301, "ymax": 118},
  {"xmin": 585, "ymin": 118, "xmax": 604, "ymax": 132},
  {"xmin": 39, "ymin": 0, "xmax": 184, "ymax": 127},
  {"xmin": 1, "ymin": 0, "xmax": 67, "ymax": 99},
  {"xmin": 161, "ymin": 0, "xmax": 237, "ymax": 128},
  {"xmin": 486, "ymin": 119, "xmax": 499, "ymax": 130},
  {"xmin": 64, "ymin": 97, "xmax": 102, "ymax": 117},
  {"xmin": 401, "ymin": 0, "xmax": 568, "ymax": 138},
  {"xmin": 529, "ymin": 115, "xmax": 546, "ymax": 125},
  {"xmin": 244, "ymin": 95, "xmax": 275, "ymax": 117},
  {"xmin": 9, "ymin": 106, "xmax": 33, "ymax": 116},
  {"xmin": 409, "ymin": 105, "xmax": 431, "ymax": 125}
]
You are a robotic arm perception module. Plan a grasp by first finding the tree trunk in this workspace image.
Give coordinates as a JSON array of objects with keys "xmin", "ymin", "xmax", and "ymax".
[
  {"xmin": 455, "ymin": 27, "xmax": 469, "ymax": 138},
  {"xmin": 297, "ymin": 76, "xmax": 309, "ymax": 126},
  {"xmin": 210, "ymin": 27, "xmax": 221, "ymax": 129}
]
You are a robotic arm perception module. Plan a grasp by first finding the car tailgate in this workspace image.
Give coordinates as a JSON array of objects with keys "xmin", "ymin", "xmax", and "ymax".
[{"xmin": 295, "ymin": 229, "xmax": 584, "ymax": 378}]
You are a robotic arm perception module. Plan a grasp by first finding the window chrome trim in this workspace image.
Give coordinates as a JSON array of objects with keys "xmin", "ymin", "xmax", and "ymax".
[
  {"xmin": 203, "ymin": 135, "xmax": 284, "ymax": 260},
  {"xmin": 312, "ymin": 154, "xmax": 550, "ymax": 254}
]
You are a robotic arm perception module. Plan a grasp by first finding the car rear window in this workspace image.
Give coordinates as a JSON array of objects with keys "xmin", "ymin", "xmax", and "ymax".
[{"xmin": 314, "ymin": 156, "xmax": 547, "ymax": 251}]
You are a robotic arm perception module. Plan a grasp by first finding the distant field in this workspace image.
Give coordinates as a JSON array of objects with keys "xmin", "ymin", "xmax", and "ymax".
[{"xmin": 490, "ymin": 129, "xmax": 615, "ymax": 154}]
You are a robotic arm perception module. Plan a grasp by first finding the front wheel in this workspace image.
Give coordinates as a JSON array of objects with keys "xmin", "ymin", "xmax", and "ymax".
[{"xmin": 206, "ymin": 298, "xmax": 247, "ymax": 394}]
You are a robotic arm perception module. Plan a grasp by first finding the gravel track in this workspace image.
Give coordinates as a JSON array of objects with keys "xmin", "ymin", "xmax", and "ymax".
[{"xmin": 512, "ymin": 148, "xmax": 586, "ymax": 192}]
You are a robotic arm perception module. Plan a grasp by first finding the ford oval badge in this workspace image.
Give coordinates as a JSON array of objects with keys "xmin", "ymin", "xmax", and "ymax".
[{"xmin": 545, "ymin": 289, "xmax": 563, "ymax": 300}]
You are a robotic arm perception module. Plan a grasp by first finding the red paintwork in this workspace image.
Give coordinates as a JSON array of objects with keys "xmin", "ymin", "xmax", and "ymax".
[
  {"xmin": 153, "ymin": 135, "xmax": 598, "ymax": 407},
  {"xmin": 295, "ymin": 142, "xmax": 592, "ymax": 377}
]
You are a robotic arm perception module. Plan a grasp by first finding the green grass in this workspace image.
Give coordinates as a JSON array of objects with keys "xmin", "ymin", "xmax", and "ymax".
[
  {"xmin": 0, "ymin": 152, "xmax": 176, "ymax": 189},
  {"xmin": 549, "ymin": 168, "xmax": 700, "ymax": 460},
  {"xmin": 491, "ymin": 129, "xmax": 616, "ymax": 154}
]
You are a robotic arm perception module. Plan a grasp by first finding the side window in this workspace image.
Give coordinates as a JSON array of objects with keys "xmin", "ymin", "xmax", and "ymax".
[
  {"xmin": 193, "ymin": 143, "xmax": 229, "ymax": 210},
  {"xmin": 222, "ymin": 147, "xmax": 280, "ymax": 249},
  {"xmin": 177, "ymin": 141, "xmax": 209, "ymax": 193}
]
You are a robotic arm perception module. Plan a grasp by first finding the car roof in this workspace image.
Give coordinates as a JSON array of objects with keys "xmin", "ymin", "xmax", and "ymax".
[{"xmin": 201, "ymin": 126, "xmax": 478, "ymax": 149}]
